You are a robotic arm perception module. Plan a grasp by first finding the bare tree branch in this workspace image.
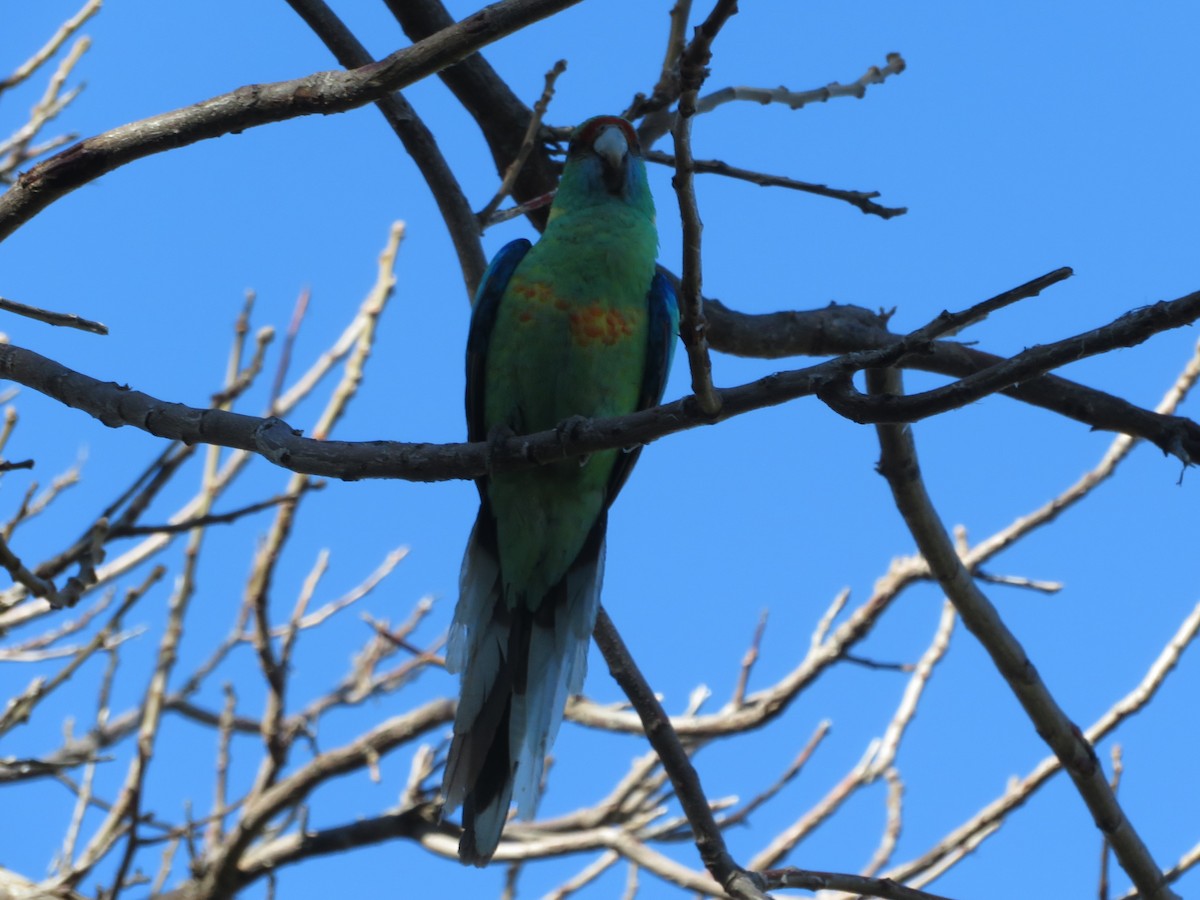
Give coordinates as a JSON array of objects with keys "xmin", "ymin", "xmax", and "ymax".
[
  {"xmin": 5, "ymin": 6, "xmax": 1199, "ymax": 898},
  {"xmin": 189, "ymin": 702, "xmax": 454, "ymax": 897},
  {"xmin": 877, "ymin": 600, "xmax": 1200, "ymax": 892},
  {"xmin": 0, "ymin": 0, "xmax": 99, "ymax": 93},
  {"xmin": 5, "ymin": 269, "xmax": 1196, "ymax": 488},
  {"xmin": 646, "ymin": 150, "xmax": 908, "ymax": 218},
  {"xmin": 871, "ymin": 365, "xmax": 1180, "ymax": 900},
  {"xmin": 593, "ymin": 606, "xmax": 769, "ymax": 900},
  {"xmin": 698, "ymin": 52, "xmax": 907, "ymax": 114},
  {"xmin": 637, "ymin": 52, "xmax": 908, "ymax": 149},
  {"xmin": 385, "ymin": 0, "xmax": 564, "ymax": 230},
  {"xmin": 0, "ymin": 0, "xmax": 584, "ymax": 244},
  {"xmin": 0, "ymin": 295, "xmax": 107, "ymax": 334},
  {"xmin": 283, "ymin": 0, "xmax": 486, "ymax": 297},
  {"xmin": 476, "ymin": 58, "xmax": 567, "ymax": 225},
  {"xmin": 671, "ymin": 70, "xmax": 720, "ymax": 415}
]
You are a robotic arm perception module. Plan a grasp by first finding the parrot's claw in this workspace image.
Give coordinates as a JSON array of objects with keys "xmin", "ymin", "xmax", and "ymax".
[
  {"xmin": 555, "ymin": 414, "xmax": 590, "ymax": 443},
  {"xmin": 555, "ymin": 415, "xmax": 591, "ymax": 467}
]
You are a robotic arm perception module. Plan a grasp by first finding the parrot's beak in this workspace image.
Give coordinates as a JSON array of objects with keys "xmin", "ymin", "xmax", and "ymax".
[{"xmin": 593, "ymin": 125, "xmax": 629, "ymax": 194}]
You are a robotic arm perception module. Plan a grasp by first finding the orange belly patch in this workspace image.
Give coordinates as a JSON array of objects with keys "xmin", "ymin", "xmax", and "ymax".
[
  {"xmin": 569, "ymin": 304, "xmax": 638, "ymax": 346},
  {"xmin": 511, "ymin": 282, "xmax": 571, "ymax": 324},
  {"xmin": 512, "ymin": 282, "xmax": 555, "ymax": 304},
  {"xmin": 510, "ymin": 282, "xmax": 641, "ymax": 345}
]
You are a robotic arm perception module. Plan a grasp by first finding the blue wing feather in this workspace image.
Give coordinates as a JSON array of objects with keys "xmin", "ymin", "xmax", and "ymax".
[
  {"xmin": 605, "ymin": 269, "xmax": 678, "ymax": 503},
  {"xmin": 641, "ymin": 269, "xmax": 679, "ymax": 411},
  {"xmin": 466, "ymin": 239, "xmax": 532, "ymax": 451}
]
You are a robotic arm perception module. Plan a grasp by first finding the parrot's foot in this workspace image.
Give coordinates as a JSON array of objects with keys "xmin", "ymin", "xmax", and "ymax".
[{"xmin": 555, "ymin": 415, "xmax": 591, "ymax": 467}]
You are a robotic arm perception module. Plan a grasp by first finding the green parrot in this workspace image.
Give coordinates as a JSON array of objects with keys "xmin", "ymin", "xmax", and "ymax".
[{"xmin": 441, "ymin": 115, "xmax": 678, "ymax": 865}]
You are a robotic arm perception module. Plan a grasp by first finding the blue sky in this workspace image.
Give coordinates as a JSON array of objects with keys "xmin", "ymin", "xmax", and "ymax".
[{"xmin": 2, "ymin": 2, "xmax": 1198, "ymax": 898}]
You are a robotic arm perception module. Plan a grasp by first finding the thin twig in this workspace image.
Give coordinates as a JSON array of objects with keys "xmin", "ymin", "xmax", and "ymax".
[
  {"xmin": 861, "ymin": 768, "xmax": 905, "ymax": 878},
  {"xmin": 0, "ymin": 518, "xmax": 106, "ymax": 609},
  {"xmin": 646, "ymin": 150, "xmax": 907, "ymax": 218},
  {"xmin": 0, "ymin": 567, "xmax": 161, "ymax": 738},
  {"xmin": 0, "ymin": 296, "xmax": 107, "ymax": 334},
  {"xmin": 718, "ymin": 720, "xmax": 830, "ymax": 830},
  {"xmin": 0, "ymin": 0, "xmax": 100, "ymax": 93},
  {"xmin": 671, "ymin": 17, "xmax": 721, "ymax": 415},
  {"xmin": 637, "ymin": 52, "xmax": 908, "ymax": 149},
  {"xmin": 698, "ymin": 53, "xmax": 907, "ymax": 115},
  {"xmin": 728, "ymin": 610, "xmax": 767, "ymax": 708},
  {"xmin": 478, "ymin": 190, "xmax": 556, "ymax": 229},
  {"xmin": 111, "ymin": 490, "xmax": 309, "ymax": 538},
  {"xmin": 58, "ymin": 622, "xmax": 121, "ymax": 874},
  {"xmin": 0, "ymin": 33, "xmax": 90, "ymax": 180},
  {"xmin": 476, "ymin": 59, "xmax": 566, "ymax": 225},
  {"xmin": 748, "ymin": 600, "xmax": 956, "ymax": 872},
  {"xmin": 206, "ymin": 684, "xmax": 238, "ymax": 853},
  {"xmin": 625, "ymin": 0, "xmax": 693, "ymax": 132},
  {"xmin": 545, "ymin": 850, "xmax": 621, "ymax": 899}
]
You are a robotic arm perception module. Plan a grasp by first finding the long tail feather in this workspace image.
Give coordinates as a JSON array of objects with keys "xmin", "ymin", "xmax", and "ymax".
[
  {"xmin": 511, "ymin": 530, "xmax": 603, "ymax": 816},
  {"xmin": 442, "ymin": 511, "xmax": 605, "ymax": 865}
]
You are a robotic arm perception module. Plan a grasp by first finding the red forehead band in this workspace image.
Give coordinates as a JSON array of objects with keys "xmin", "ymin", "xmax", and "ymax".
[{"xmin": 572, "ymin": 116, "xmax": 640, "ymax": 154}]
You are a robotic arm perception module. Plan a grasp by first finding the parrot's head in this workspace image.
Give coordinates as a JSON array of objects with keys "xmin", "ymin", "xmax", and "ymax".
[{"xmin": 551, "ymin": 115, "xmax": 654, "ymax": 221}]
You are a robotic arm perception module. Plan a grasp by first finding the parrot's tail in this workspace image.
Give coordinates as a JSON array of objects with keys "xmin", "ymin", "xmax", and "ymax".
[{"xmin": 441, "ymin": 509, "xmax": 605, "ymax": 866}]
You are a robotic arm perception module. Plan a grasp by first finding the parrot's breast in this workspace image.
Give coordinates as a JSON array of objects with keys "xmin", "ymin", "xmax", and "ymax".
[{"xmin": 483, "ymin": 203, "xmax": 658, "ymax": 609}]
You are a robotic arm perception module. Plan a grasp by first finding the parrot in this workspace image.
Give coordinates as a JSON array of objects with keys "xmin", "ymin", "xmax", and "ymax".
[{"xmin": 441, "ymin": 115, "xmax": 678, "ymax": 866}]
